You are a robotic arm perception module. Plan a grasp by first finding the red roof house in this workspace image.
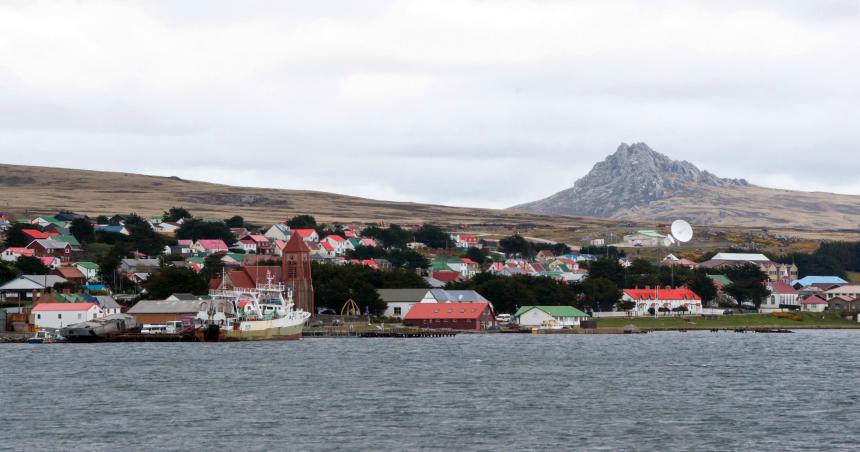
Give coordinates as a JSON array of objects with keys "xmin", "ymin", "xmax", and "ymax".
[{"xmin": 403, "ymin": 302, "xmax": 496, "ymax": 330}]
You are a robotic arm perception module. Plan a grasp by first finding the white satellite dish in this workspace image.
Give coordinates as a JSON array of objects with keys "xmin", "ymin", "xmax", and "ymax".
[{"xmin": 671, "ymin": 219, "xmax": 694, "ymax": 243}]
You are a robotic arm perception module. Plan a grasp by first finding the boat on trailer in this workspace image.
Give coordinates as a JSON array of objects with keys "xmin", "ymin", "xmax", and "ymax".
[{"xmin": 195, "ymin": 272, "xmax": 311, "ymax": 342}]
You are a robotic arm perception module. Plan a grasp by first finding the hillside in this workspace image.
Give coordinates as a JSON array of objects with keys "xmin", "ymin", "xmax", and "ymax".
[
  {"xmin": 0, "ymin": 163, "xmax": 612, "ymax": 231},
  {"xmin": 511, "ymin": 143, "xmax": 860, "ymax": 229}
]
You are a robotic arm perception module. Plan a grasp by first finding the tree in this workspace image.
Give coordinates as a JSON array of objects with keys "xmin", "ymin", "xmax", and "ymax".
[
  {"xmin": 126, "ymin": 216, "xmax": 166, "ymax": 256},
  {"xmin": 69, "ymin": 218, "xmax": 95, "ymax": 244},
  {"xmin": 13, "ymin": 256, "xmax": 49, "ymax": 275},
  {"xmin": 163, "ymin": 207, "xmax": 192, "ymax": 222},
  {"xmin": 287, "ymin": 215, "xmax": 317, "ymax": 230},
  {"xmin": 346, "ymin": 245, "xmax": 387, "ymax": 260},
  {"xmin": 142, "ymin": 267, "xmax": 207, "ymax": 299},
  {"xmin": 387, "ymin": 249, "xmax": 430, "ymax": 270},
  {"xmin": 3, "ymin": 223, "xmax": 31, "ymax": 248},
  {"xmin": 176, "ymin": 218, "xmax": 236, "ymax": 244},
  {"xmin": 535, "ymin": 242, "xmax": 572, "ymax": 256},
  {"xmin": 200, "ymin": 254, "xmax": 225, "ymax": 282},
  {"xmin": 625, "ymin": 258, "xmax": 658, "ymax": 288},
  {"xmin": 464, "ymin": 247, "xmax": 486, "ymax": 265},
  {"xmin": 500, "ymin": 234, "xmax": 535, "ymax": 258},
  {"xmin": 95, "ymin": 215, "xmax": 109, "ymax": 224},
  {"xmin": 414, "ymin": 224, "xmax": 449, "ymax": 249},
  {"xmin": 0, "ymin": 261, "xmax": 18, "ymax": 285},
  {"xmin": 447, "ymin": 273, "xmax": 582, "ymax": 314},
  {"xmin": 310, "ymin": 262, "xmax": 425, "ymax": 315},
  {"xmin": 685, "ymin": 269, "xmax": 718, "ymax": 305},
  {"xmin": 97, "ymin": 243, "xmax": 129, "ymax": 292},
  {"xmin": 224, "ymin": 215, "xmax": 245, "ymax": 228},
  {"xmin": 360, "ymin": 224, "xmax": 413, "ymax": 249},
  {"xmin": 724, "ymin": 264, "xmax": 769, "ymax": 308},
  {"xmin": 587, "ymin": 259, "xmax": 626, "ymax": 287},
  {"xmin": 582, "ymin": 277, "xmax": 622, "ymax": 312}
]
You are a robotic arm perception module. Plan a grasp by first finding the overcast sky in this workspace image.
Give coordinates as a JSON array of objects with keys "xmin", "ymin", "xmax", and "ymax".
[{"xmin": 1, "ymin": 0, "xmax": 859, "ymax": 208}]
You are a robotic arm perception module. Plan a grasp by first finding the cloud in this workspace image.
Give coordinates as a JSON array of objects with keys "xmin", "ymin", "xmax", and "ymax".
[{"xmin": 0, "ymin": 0, "xmax": 859, "ymax": 209}]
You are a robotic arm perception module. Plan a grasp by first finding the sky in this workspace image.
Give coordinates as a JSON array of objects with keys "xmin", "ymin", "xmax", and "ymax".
[{"xmin": 1, "ymin": 0, "xmax": 859, "ymax": 208}]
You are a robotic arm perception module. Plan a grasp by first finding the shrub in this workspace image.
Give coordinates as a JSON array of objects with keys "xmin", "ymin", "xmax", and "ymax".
[{"xmin": 770, "ymin": 312, "xmax": 803, "ymax": 321}]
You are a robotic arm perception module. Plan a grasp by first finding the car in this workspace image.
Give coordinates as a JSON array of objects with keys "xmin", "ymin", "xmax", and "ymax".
[
  {"xmin": 723, "ymin": 310, "xmax": 734, "ymax": 315},
  {"xmin": 311, "ymin": 319, "xmax": 325, "ymax": 328},
  {"xmin": 331, "ymin": 319, "xmax": 344, "ymax": 326}
]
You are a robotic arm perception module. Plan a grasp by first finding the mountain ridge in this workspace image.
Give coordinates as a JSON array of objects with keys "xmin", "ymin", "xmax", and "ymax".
[{"xmin": 511, "ymin": 142, "xmax": 860, "ymax": 229}]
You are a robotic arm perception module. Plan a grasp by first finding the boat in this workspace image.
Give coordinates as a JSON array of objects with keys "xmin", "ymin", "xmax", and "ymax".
[
  {"xmin": 28, "ymin": 330, "xmax": 65, "ymax": 344},
  {"xmin": 194, "ymin": 272, "xmax": 311, "ymax": 342},
  {"xmin": 60, "ymin": 314, "xmax": 138, "ymax": 343}
]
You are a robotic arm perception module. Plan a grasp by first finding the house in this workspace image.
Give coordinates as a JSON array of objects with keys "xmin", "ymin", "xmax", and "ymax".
[
  {"xmin": 378, "ymin": 289, "xmax": 437, "ymax": 318},
  {"xmin": 31, "ymin": 216, "xmax": 66, "ymax": 229},
  {"xmin": 430, "ymin": 270, "xmax": 462, "ymax": 285},
  {"xmin": 40, "ymin": 256, "xmax": 62, "ymax": 269},
  {"xmin": 21, "ymin": 229, "xmax": 58, "ymax": 240},
  {"xmin": 89, "ymin": 295, "xmax": 121, "ymax": 315},
  {"xmin": 320, "ymin": 235, "xmax": 350, "ymax": 255},
  {"xmin": 26, "ymin": 239, "xmax": 72, "ymax": 258},
  {"xmin": 623, "ymin": 230, "xmax": 666, "ymax": 247},
  {"xmin": 53, "ymin": 235, "xmax": 82, "ymax": 251},
  {"xmin": 622, "ymin": 288, "xmax": 703, "ymax": 316},
  {"xmin": 661, "ymin": 255, "xmax": 699, "ymax": 269},
  {"xmin": 699, "ymin": 253, "xmax": 797, "ymax": 282},
  {"xmin": 828, "ymin": 295, "xmax": 859, "ymax": 313},
  {"xmin": 51, "ymin": 267, "xmax": 87, "ymax": 284},
  {"xmin": 95, "ymin": 225, "xmax": 131, "ymax": 236},
  {"xmin": 407, "ymin": 242, "xmax": 427, "ymax": 249},
  {"xmin": 233, "ymin": 234, "xmax": 271, "ymax": 254},
  {"xmin": 707, "ymin": 274, "xmax": 732, "ymax": 291},
  {"xmin": 822, "ymin": 285, "xmax": 860, "ymax": 301},
  {"xmin": 403, "ymin": 302, "xmax": 496, "ymax": 330},
  {"xmin": 31, "ymin": 303, "xmax": 101, "ymax": 330},
  {"xmin": 0, "ymin": 247, "xmax": 35, "ymax": 262},
  {"xmin": 74, "ymin": 262, "xmax": 100, "ymax": 281},
  {"xmin": 514, "ymin": 305, "xmax": 590, "ymax": 328},
  {"xmin": 453, "ymin": 234, "xmax": 479, "ymax": 248},
  {"xmin": 192, "ymin": 239, "xmax": 229, "ymax": 255},
  {"xmin": 800, "ymin": 295, "xmax": 828, "ymax": 313},
  {"xmin": 791, "ymin": 276, "xmax": 848, "ymax": 289},
  {"xmin": 291, "ymin": 229, "xmax": 319, "ymax": 243},
  {"xmin": 119, "ymin": 258, "xmax": 160, "ymax": 274},
  {"xmin": 535, "ymin": 250, "xmax": 555, "ymax": 263},
  {"xmin": 0, "ymin": 275, "xmax": 68, "ymax": 302},
  {"xmin": 762, "ymin": 282, "xmax": 800, "ymax": 312},
  {"xmin": 264, "ymin": 223, "xmax": 292, "ymax": 241},
  {"xmin": 151, "ymin": 221, "xmax": 181, "ymax": 235},
  {"xmin": 127, "ymin": 299, "xmax": 207, "ymax": 324},
  {"xmin": 358, "ymin": 238, "xmax": 378, "ymax": 248}
]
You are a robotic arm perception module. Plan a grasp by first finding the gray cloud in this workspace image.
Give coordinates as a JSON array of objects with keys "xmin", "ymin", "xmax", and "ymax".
[{"xmin": 1, "ymin": 0, "xmax": 859, "ymax": 209}]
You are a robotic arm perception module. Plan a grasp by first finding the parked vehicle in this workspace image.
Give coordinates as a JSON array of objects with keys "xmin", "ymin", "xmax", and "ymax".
[{"xmin": 141, "ymin": 324, "xmax": 167, "ymax": 334}]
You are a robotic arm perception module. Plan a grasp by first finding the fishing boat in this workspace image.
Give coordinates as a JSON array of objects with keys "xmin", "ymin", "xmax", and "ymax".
[
  {"xmin": 194, "ymin": 272, "xmax": 311, "ymax": 342},
  {"xmin": 28, "ymin": 330, "xmax": 65, "ymax": 344}
]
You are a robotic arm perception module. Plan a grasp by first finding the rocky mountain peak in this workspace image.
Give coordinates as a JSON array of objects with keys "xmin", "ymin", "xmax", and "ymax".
[{"xmin": 512, "ymin": 142, "xmax": 749, "ymax": 218}]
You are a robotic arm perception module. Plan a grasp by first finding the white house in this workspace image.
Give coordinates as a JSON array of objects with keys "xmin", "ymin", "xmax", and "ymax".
[
  {"xmin": 378, "ymin": 289, "xmax": 436, "ymax": 318},
  {"xmin": 762, "ymin": 282, "xmax": 800, "ymax": 312},
  {"xmin": 1, "ymin": 247, "xmax": 35, "ymax": 262},
  {"xmin": 31, "ymin": 303, "xmax": 102, "ymax": 330},
  {"xmin": 622, "ymin": 288, "xmax": 703, "ymax": 316},
  {"xmin": 74, "ymin": 262, "xmax": 100, "ymax": 281},
  {"xmin": 320, "ymin": 235, "xmax": 350, "ymax": 255},
  {"xmin": 264, "ymin": 223, "xmax": 292, "ymax": 241},
  {"xmin": 514, "ymin": 306, "xmax": 590, "ymax": 328},
  {"xmin": 823, "ymin": 285, "xmax": 860, "ymax": 301},
  {"xmin": 800, "ymin": 295, "xmax": 828, "ymax": 313}
]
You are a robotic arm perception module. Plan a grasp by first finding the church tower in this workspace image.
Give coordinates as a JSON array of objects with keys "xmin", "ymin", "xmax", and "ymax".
[{"xmin": 281, "ymin": 232, "xmax": 314, "ymax": 316}]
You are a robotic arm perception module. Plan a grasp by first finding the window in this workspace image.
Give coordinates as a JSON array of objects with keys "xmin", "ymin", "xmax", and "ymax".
[
  {"xmin": 36, "ymin": 314, "xmax": 41, "ymax": 319},
  {"xmin": 78, "ymin": 313, "xmax": 82, "ymax": 319},
  {"xmin": 393, "ymin": 307, "xmax": 402, "ymax": 315},
  {"xmin": 58, "ymin": 314, "xmax": 62, "ymax": 319}
]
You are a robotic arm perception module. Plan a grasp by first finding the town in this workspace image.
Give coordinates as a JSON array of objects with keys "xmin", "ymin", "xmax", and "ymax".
[{"xmin": 1, "ymin": 207, "xmax": 859, "ymax": 341}]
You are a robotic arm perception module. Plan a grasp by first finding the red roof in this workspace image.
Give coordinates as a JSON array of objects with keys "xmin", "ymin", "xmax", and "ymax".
[
  {"xmin": 324, "ymin": 235, "xmax": 345, "ymax": 242},
  {"xmin": 321, "ymin": 242, "xmax": 334, "ymax": 252},
  {"xmin": 801, "ymin": 295, "xmax": 828, "ymax": 305},
  {"xmin": 22, "ymin": 229, "xmax": 55, "ymax": 239},
  {"xmin": 225, "ymin": 266, "xmax": 283, "ymax": 289},
  {"xmin": 459, "ymin": 235, "xmax": 478, "ymax": 243},
  {"xmin": 404, "ymin": 302, "xmax": 491, "ymax": 320},
  {"xmin": 33, "ymin": 302, "xmax": 97, "ymax": 312},
  {"xmin": 623, "ymin": 288, "xmax": 702, "ymax": 301},
  {"xmin": 197, "ymin": 239, "xmax": 228, "ymax": 250},
  {"xmin": 40, "ymin": 257, "xmax": 58, "ymax": 266},
  {"xmin": 3, "ymin": 247, "xmax": 34, "ymax": 256},
  {"xmin": 432, "ymin": 270, "xmax": 462, "ymax": 283},
  {"xmin": 461, "ymin": 258, "xmax": 478, "ymax": 266},
  {"xmin": 293, "ymin": 229, "xmax": 317, "ymax": 238},
  {"xmin": 282, "ymin": 232, "xmax": 310, "ymax": 253},
  {"xmin": 768, "ymin": 281, "xmax": 798, "ymax": 295}
]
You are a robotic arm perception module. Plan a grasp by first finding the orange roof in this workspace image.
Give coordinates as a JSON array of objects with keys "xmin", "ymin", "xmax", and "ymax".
[
  {"xmin": 404, "ymin": 302, "xmax": 491, "ymax": 320},
  {"xmin": 623, "ymin": 288, "xmax": 701, "ymax": 301},
  {"xmin": 293, "ymin": 229, "xmax": 317, "ymax": 237},
  {"xmin": 33, "ymin": 302, "xmax": 97, "ymax": 312}
]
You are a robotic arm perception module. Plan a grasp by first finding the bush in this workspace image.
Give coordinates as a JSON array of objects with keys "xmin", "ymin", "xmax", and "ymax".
[{"xmin": 770, "ymin": 312, "xmax": 803, "ymax": 321}]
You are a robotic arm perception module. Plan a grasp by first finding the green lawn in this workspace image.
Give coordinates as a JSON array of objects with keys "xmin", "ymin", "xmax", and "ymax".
[{"xmin": 595, "ymin": 312, "xmax": 859, "ymax": 330}]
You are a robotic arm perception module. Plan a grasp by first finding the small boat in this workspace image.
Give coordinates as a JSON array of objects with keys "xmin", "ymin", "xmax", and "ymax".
[
  {"xmin": 60, "ymin": 314, "xmax": 137, "ymax": 343},
  {"xmin": 28, "ymin": 330, "xmax": 64, "ymax": 344}
]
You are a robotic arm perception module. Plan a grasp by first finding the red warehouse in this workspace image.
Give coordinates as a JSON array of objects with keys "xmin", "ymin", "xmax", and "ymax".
[{"xmin": 403, "ymin": 302, "xmax": 496, "ymax": 330}]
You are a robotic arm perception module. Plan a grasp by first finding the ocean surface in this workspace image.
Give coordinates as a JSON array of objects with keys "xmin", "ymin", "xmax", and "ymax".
[{"xmin": 1, "ymin": 331, "xmax": 858, "ymax": 451}]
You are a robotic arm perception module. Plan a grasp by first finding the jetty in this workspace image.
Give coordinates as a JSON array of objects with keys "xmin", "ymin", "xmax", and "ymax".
[{"xmin": 303, "ymin": 327, "xmax": 456, "ymax": 338}]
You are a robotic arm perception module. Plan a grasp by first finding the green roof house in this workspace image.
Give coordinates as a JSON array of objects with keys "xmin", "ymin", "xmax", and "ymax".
[{"xmin": 513, "ymin": 305, "xmax": 590, "ymax": 328}]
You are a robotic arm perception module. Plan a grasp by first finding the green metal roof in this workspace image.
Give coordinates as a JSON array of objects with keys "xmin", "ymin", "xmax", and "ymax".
[
  {"xmin": 75, "ymin": 261, "xmax": 99, "ymax": 270},
  {"xmin": 39, "ymin": 216, "xmax": 65, "ymax": 227},
  {"xmin": 514, "ymin": 305, "xmax": 590, "ymax": 318},
  {"xmin": 55, "ymin": 235, "xmax": 80, "ymax": 246},
  {"xmin": 636, "ymin": 230, "xmax": 666, "ymax": 238},
  {"xmin": 187, "ymin": 257, "xmax": 205, "ymax": 265},
  {"xmin": 707, "ymin": 274, "xmax": 732, "ymax": 285}
]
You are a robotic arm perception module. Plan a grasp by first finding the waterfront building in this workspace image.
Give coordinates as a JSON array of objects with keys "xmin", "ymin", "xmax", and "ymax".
[
  {"xmin": 699, "ymin": 253, "xmax": 797, "ymax": 283},
  {"xmin": 513, "ymin": 306, "xmax": 590, "ymax": 328},
  {"xmin": 127, "ymin": 299, "xmax": 207, "ymax": 324},
  {"xmin": 403, "ymin": 302, "xmax": 496, "ymax": 330},
  {"xmin": 31, "ymin": 302, "xmax": 101, "ymax": 330},
  {"xmin": 761, "ymin": 282, "xmax": 800, "ymax": 312},
  {"xmin": 822, "ymin": 285, "xmax": 860, "ymax": 301},
  {"xmin": 621, "ymin": 288, "xmax": 703, "ymax": 316},
  {"xmin": 800, "ymin": 295, "xmax": 828, "ymax": 313}
]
